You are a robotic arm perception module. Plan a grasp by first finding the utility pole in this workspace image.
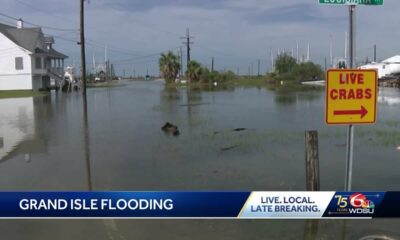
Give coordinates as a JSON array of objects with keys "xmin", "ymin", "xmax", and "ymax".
[
  {"xmin": 105, "ymin": 46, "xmax": 108, "ymax": 64},
  {"xmin": 177, "ymin": 49, "xmax": 181, "ymax": 77},
  {"xmin": 92, "ymin": 54, "xmax": 96, "ymax": 74},
  {"xmin": 330, "ymin": 34, "xmax": 333, "ymax": 67},
  {"xmin": 271, "ymin": 50, "xmax": 275, "ymax": 72},
  {"xmin": 211, "ymin": 57, "xmax": 214, "ymax": 72},
  {"xmin": 181, "ymin": 28, "xmax": 194, "ymax": 68},
  {"xmin": 80, "ymin": 0, "xmax": 87, "ymax": 96},
  {"xmin": 257, "ymin": 59, "xmax": 260, "ymax": 76},
  {"xmin": 296, "ymin": 41, "xmax": 299, "ymax": 63},
  {"xmin": 345, "ymin": 32, "xmax": 348, "ymax": 64},
  {"xmin": 179, "ymin": 47, "xmax": 183, "ymax": 76},
  {"xmin": 324, "ymin": 57, "xmax": 327, "ymax": 71},
  {"xmin": 374, "ymin": 44, "xmax": 377, "ymax": 62}
]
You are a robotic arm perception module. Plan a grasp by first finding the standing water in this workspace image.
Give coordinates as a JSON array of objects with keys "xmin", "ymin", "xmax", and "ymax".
[{"xmin": 0, "ymin": 80, "xmax": 400, "ymax": 239}]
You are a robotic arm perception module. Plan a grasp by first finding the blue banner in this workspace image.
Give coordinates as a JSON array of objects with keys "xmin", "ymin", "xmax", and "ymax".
[
  {"xmin": 0, "ymin": 192, "xmax": 250, "ymax": 218},
  {"xmin": 0, "ymin": 191, "xmax": 398, "ymax": 218}
]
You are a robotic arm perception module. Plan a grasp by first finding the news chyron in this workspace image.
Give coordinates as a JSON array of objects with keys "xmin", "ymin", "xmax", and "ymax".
[{"xmin": 0, "ymin": 191, "xmax": 398, "ymax": 219}]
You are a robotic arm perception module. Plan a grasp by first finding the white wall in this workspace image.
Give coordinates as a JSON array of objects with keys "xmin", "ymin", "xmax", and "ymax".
[
  {"xmin": 0, "ymin": 75, "xmax": 32, "ymax": 90},
  {"xmin": 0, "ymin": 33, "xmax": 33, "ymax": 90}
]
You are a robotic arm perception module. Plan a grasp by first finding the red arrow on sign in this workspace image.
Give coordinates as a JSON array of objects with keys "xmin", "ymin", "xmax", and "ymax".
[{"xmin": 334, "ymin": 106, "xmax": 368, "ymax": 119}]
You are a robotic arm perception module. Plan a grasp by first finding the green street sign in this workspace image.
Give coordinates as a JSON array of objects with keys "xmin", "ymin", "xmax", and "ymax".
[{"xmin": 319, "ymin": 0, "xmax": 383, "ymax": 5}]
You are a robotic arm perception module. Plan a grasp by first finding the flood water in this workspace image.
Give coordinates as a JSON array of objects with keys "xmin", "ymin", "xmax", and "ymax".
[{"xmin": 1, "ymin": 80, "xmax": 400, "ymax": 239}]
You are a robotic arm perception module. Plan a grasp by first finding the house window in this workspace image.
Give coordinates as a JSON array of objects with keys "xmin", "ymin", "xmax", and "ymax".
[
  {"xmin": 35, "ymin": 57, "xmax": 42, "ymax": 69},
  {"xmin": 15, "ymin": 57, "xmax": 23, "ymax": 70}
]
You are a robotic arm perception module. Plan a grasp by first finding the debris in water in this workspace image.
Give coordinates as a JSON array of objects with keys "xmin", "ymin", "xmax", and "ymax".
[
  {"xmin": 220, "ymin": 145, "xmax": 240, "ymax": 152},
  {"xmin": 397, "ymin": 146, "xmax": 400, "ymax": 151},
  {"xmin": 179, "ymin": 103, "xmax": 209, "ymax": 107},
  {"xmin": 213, "ymin": 128, "xmax": 249, "ymax": 135},
  {"xmin": 335, "ymin": 143, "xmax": 346, "ymax": 147},
  {"xmin": 161, "ymin": 122, "xmax": 180, "ymax": 136}
]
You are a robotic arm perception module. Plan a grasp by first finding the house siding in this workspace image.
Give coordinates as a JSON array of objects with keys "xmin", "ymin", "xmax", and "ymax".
[{"xmin": 0, "ymin": 32, "xmax": 33, "ymax": 90}]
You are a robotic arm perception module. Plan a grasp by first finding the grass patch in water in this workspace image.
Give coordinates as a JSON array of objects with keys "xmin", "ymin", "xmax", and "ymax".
[
  {"xmin": 382, "ymin": 120, "xmax": 400, "ymax": 128},
  {"xmin": 0, "ymin": 90, "xmax": 48, "ymax": 99},
  {"xmin": 87, "ymin": 82, "xmax": 126, "ymax": 88}
]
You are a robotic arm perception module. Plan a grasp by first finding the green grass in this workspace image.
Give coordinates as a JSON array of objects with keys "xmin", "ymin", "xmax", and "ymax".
[
  {"xmin": 87, "ymin": 82, "xmax": 126, "ymax": 88},
  {"xmin": 229, "ymin": 76, "xmax": 267, "ymax": 87},
  {"xmin": 166, "ymin": 77, "xmax": 321, "ymax": 91},
  {"xmin": 0, "ymin": 90, "xmax": 48, "ymax": 99}
]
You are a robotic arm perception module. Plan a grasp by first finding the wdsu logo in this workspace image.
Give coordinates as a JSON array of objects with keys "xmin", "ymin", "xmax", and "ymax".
[{"xmin": 335, "ymin": 193, "xmax": 375, "ymax": 215}]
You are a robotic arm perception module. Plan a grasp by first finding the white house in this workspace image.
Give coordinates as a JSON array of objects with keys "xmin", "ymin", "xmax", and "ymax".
[
  {"xmin": 0, "ymin": 19, "xmax": 67, "ymax": 91},
  {"xmin": 359, "ymin": 55, "xmax": 400, "ymax": 79}
]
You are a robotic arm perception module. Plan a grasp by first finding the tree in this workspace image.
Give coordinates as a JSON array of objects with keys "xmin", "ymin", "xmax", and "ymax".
[
  {"xmin": 291, "ymin": 62, "xmax": 323, "ymax": 81},
  {"xmin": 218, "ymin": 70, "xmax": 235, "ymax": 82},
  {"xmin": 200, "ymin": 67, "xmax": 211, "ymax": 83},
  {"xmin": 185, "ymin": 61, "xmax": 203, "ymax": 82},
  {"xmin": 275, "ymin": 53, "xmax": 297, "ymax": 74},
  {"xmin": 159, "ymin": 51, "xmax": 180, "ymax": 83}
]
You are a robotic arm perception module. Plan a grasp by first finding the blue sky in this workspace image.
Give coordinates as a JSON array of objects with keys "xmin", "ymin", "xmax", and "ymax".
[{"xmin": 0, "ymin": 0, "xmax": 399, "ymax": 76}]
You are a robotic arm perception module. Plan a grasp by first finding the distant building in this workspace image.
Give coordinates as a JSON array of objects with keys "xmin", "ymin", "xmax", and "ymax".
[
  {"xmin": 359, "ymin": 55, "xmax": 400, "ymax": 79},
  {"xmin": 0, "ymin": 19, "xmax": 68, "ymax": 90}
]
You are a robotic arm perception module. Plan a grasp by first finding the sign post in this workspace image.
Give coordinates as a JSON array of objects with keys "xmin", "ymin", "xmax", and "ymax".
[
  {"xmin": 318, "ymin": 0, "xmax": 383, "ymax": 6},
  {"xmin": 320, "ymin": 0, "xmax": 382, "ymax": 191},
  {"xmin": 346, "ymin": 4, "xmax": 356, "ymax": 192}
]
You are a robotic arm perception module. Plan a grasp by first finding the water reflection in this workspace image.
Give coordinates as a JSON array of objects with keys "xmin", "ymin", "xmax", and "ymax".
[
  {"xmin": 83, "ymin": 96, "xmax": 92, "ymax": 191},
  {"xmin": 378, "ymin": 89, "xmax": 400, "ymax": 106},
  {"xmin": 0, "ymin": 97, "xmax": 47, "ymax": 162},
  {"xmin": 274, "ymin": 90, "xmax": 323, "ymax": 105}
]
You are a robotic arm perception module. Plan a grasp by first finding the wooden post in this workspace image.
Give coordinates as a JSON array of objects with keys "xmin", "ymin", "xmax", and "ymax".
[
  {"xmin": 304, "ymin": 131, "xmax": 320, "ymax": 240},
  {"xmin": 305, "ymin": 131, "xmax": 320, "ymax": 191},
  {"xmin": 303, "ymin": 220, "xmax": 319, "ymax": 240}
]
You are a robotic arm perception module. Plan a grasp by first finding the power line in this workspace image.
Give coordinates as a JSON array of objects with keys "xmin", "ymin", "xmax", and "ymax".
[
  {"xmin": 0, "ymin": 11, "xmax": 78, "ymax": 32},
  {"xmin": 0, "ymin": 17, "xmax": 16, "ymax": 26},
  {"xmin": 14, "ymin": 0, "xmax": 56, "ymax": 16},
  {"xmin": 111, "ymin": 47, "xmax": 180, "ymax": 64},
  {"xmin": 104, "ymin": 4, "xmax": 181, "ymax": 38}
]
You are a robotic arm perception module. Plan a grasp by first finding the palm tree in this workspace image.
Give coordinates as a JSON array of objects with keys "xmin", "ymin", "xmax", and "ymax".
[
  {"xmin": 159, "ymin": 51, "xmax": 180, "ymax": 83},
  {"xmin": 185, "ymin": 61, "xmax": 202, "ymax": 82}
]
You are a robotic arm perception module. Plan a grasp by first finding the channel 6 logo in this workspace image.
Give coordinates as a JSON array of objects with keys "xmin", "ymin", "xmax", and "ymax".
[{"xmin": 335, "ymin": 193, "xmax": 375, "ymax": 214}]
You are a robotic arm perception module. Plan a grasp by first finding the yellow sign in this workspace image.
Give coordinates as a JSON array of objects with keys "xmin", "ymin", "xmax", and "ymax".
[{"xmin": 326, "ymin": 69, "xmax": 377, "ymax": 125}]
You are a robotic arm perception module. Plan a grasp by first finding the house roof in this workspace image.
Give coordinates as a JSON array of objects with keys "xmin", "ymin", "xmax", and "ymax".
[
  {"xmin": 48, "ymin": 48, "xmax": 68, "ymax": 58},
  {"xmin": 382, "ymin": 55, "xmax": 400, "ymax": 64},
  {"xmin": 0, "ymin": 22, "xmax": 67, "ymax": 59}
]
